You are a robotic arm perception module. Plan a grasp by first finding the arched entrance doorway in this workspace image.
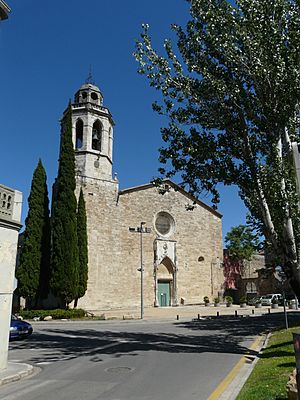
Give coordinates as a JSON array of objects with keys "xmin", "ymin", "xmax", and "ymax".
[{"xmin": 156, "ymin": 257, "xmax": 175, "ymax": 307}]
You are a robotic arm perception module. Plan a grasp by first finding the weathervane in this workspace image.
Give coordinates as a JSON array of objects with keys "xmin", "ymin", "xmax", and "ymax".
[{"xmin": 85, "ymin": 65, "xmax": 95, "ymax": 84}]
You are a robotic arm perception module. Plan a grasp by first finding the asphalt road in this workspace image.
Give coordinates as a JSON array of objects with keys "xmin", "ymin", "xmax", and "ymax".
[{"xmin": 1, "ymin": 313, "xmax": 297, "ymax": 400}]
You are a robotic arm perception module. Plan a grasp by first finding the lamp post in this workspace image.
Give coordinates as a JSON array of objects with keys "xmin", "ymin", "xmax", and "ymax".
[
  {"xmin": 139, "ymin": 222, "xmax": 145, "ymax": 320},
  {"xmin": 129, "ymin": 222, "xmax": 151, "ymax": 319}
]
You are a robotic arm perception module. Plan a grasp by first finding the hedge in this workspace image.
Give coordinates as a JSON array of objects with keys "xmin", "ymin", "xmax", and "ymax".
[{"xmin": 18, "ymin": 308, "xmax": 86, "ymax": 320}]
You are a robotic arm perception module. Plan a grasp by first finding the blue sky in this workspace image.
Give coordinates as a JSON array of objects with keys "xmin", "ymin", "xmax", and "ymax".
[{"xmin": 0, "ymin": 0, "xmax": 247, "ymax": 240}]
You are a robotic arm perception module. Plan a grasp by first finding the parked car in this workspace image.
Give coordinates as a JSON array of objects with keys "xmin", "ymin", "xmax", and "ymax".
[
  {"xmin": 10, "ymin": 315, "xmax": 33, "ymax": 340},
  {"xmin": 260, "ymin": 294, "xmax": 283, "ymax": 306}
]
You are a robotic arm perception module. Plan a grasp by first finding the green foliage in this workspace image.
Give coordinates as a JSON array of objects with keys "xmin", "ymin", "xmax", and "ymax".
[
  {"xmin": 239, "ymin": 296, "xmax": 247, "ymax": 304},
  {"xmin": 225, "ymin": 225, "xmax": 260, "ymax": 261},
  {"xmin": 76, "ymin": 188, "xmax": 88, "ymax": 302},
  {"xmin": 237, "ymin": 326, "xmax": 298, "ymax": 399},
  {"xmin": 203, "ymin": 296, "xmax": 210, "ymax": 303},
  {"xmin": 225, "ymin": 296, "xmax": 233, "ymax": 304},
  {"xmin": 134, "ymin": 0, "xmax": 300, "ymax": 296},
  {"xmin": 214, "ymin": 297, "xmax": 220, "ymax": 303},
  {"xmin": 50, "ymin": 103, "xmax": 79, "ymax": 306},
  {"xmin": 16, "ymin": 159, "xmax": 50, "ymax": 306},
  {"xmin": 18, "ymin": 308, "xmax": 86, "ymax": 320}
]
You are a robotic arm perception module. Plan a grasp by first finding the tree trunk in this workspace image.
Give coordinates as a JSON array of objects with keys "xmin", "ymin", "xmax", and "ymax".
[{"xmin": 74, "ymin": 298, "xmax": 78, "ymax": 309}]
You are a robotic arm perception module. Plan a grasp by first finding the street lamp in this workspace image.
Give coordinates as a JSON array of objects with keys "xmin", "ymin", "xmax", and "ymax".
[{"xmin": 129, "ymin": 222, "xmax": 151, "ymax": 319}]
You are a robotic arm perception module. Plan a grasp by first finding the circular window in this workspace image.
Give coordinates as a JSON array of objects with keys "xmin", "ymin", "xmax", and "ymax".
[
  {"xmin": 82, "ymin": 92, "xmax": 87, "ymax": 99},
  {"xmin": 155, "ymin": 212, "xmax": 175, "ymax": 237},
  {"xmin": 91, "ymin": 92, "xmax": 98, "ymax": 100}
]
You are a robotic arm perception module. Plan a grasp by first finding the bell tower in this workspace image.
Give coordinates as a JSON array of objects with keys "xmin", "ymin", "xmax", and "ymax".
[{"xmin": 60, "ymin": 82, "xmax": 115, "ymax": 183}]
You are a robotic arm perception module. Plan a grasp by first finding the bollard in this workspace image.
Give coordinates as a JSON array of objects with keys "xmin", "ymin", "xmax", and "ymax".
[
  {"xmin": 217, "ymin": 311, "xmax": 220, "ymax": 317},
  {"xmin": 268, "ymin": 308, "xmax": 271, "ymax": 314},
  {"xmin": 177, "ymin": 315, "xmax": 179, "ymax": 320},
  {"xmin": 198, "ymin": 314, "xmax": 200, "ymax": 320},
  {"xmin": 235, "ymin": 310, "xmax": 238, "ymax": 317},
  {"xmin": 252, "ymin": 309, "xmax": 255, "ymax": 315}
]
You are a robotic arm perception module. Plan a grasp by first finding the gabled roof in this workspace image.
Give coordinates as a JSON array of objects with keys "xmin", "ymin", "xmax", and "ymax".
[{"xmin": 119, "ymin": 179, "xmax": 222, "ymax": 218}]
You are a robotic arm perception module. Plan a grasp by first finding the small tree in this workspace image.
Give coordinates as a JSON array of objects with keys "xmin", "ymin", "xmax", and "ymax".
[
  {"xmin": 74, "ymin": 188, "xmax": 88, "ymax": 308},
  {"xmin": 16, "ymin": 159, "xmax": 50, "ymax": 308},
  {"xmin": 50, "ymin": 103, "xmax": 79, "ymax": 307}
]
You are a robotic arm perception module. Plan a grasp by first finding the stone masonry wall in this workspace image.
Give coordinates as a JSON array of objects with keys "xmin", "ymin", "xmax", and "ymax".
[{"xmin": 77, "ymin": 181, "xmax": 223, "ymax": 312}]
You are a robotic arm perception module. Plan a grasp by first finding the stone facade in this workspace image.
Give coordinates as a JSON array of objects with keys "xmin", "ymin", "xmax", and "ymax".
[
  {"xmin": 0, "ymin": 184, "xmax": 22, "ymax": 370},
  {"xmin": 224, "ymin": 252, "xmax": 292, "ymax": 302},
  {"xmin": 61, "ymin": 82, "xmax": 224, "ymax": 312}
]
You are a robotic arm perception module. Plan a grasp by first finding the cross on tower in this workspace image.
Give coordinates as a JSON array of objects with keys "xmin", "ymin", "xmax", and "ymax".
[{"xmin": 85, "ymin": 65, "xmax": 94, "ymax": 85}]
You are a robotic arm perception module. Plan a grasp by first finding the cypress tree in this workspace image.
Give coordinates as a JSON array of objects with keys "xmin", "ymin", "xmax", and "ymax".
[
  {"xmin": 74, "ymin": 188, "xmax": 88, "ymax": 308},
  {"xmin": 16, "ymin": 159, "xmax": 50, "ymax": 308},
  {"xmin": 51, "ymin": 103, "xmax": 79, "ymax": 307}
]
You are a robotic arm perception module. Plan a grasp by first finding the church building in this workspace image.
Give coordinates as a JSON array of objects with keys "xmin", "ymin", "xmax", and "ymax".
[{"xmin": 59, "ymin": 81, "xmax": 224, "ymax": 313}]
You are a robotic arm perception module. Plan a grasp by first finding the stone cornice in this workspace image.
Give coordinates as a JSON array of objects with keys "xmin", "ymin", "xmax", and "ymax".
[
  {"xmin": 0, "ymin": 218, "xmax": 22, "ymax": 231},
  {"xmin": 62, "ymin": 103, "xmax": 115, "ymax": 126}
]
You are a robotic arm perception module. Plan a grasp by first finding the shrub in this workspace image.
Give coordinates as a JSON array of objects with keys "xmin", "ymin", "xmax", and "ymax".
[
  {"xmin": 240, "ymin": 296, "xmax": 247, "ymax": 304},
  {"xmin": 18, "ymin": 308, "xmax": 86, "ymax": 320},
  {"xmin": 214, "ymin": 297, "xmax": 220, "ymax": 304},
  {"xmin": 203, "ymin": 296, "xmax": 210, "ymax": 304},
  {"xmin": 225, "ymin": 296, "xmax": 233, "ymax": 304}
]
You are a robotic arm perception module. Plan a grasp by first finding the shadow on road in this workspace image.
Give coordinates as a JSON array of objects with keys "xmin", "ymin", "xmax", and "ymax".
[{"xmin": 9, "ymin": 312, "xmax": 300, "ymax": 365}]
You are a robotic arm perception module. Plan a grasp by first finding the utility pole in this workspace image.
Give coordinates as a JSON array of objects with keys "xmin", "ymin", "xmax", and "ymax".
[{"xmin": 129, "ymin": 223, "xmax": 151, "ymax": 319}]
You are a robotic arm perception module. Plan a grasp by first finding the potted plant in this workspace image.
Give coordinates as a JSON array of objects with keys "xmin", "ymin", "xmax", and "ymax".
[
  {"xmin": 271, "ymin": 297, "xmax": 279, "ymax": 309},
  {"xmin": 239, "ymin": 296, "xmax": 247, "ymax": 308},
  {"xmin": 203, "ymin": 296, "xmax": 210, "ymax": 306},
  {"xmin": 214, "ymin": 297, "xmax": 220, "ymax": 307},
  {"xmin": 225, "ymin": 296, "xmax": 233, "ymax": 307},
  {"xmin": 255, "ymin": 298, "xmax": 262, "ymax": 308},
  {"xmin": 289, "ymin": 299, "xmax": 296, "ymax": 310}
]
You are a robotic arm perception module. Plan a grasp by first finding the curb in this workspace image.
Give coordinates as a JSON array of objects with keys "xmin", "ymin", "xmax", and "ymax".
[
  {"xmin": 207, "ymin": 333, "xmax": 270, "ymax": 400},
  {"xmin": 0, "ymin": 362, "xmax": 35, "ymax": 387}
]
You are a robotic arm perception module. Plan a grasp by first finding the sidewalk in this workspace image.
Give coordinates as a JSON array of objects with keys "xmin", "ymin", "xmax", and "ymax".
[
  {"xmin": 0, "ymin": 362, "xmax": 34, "ymax": 387},
  {"xmin": 98, "ymin": 302, "xmax": 290, "ymax": 320}
]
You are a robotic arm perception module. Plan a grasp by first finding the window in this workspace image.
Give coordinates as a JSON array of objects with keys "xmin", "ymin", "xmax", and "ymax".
[
  {"xmin": 91, "ymin": 92, "xmax": 98, "ymax": 101},
  {"xmin": 92, "ymin": 120, "xmax": 102, "ymax": 151},
  {"xmin": 155, "ymin": 212, "xmax": 175, "ymax": 237},
  {"xmin": 76, "ymin": 119, "xmax": 83, "ymax": 149}
]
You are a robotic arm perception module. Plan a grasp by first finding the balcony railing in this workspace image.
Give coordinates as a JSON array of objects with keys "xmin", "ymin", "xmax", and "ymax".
[{"xmin": 72, "ymin": 102, "xmax": 109, "ymax": 113}]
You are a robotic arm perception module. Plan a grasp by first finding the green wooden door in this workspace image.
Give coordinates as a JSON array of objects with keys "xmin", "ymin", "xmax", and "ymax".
[{"xmin": 158, "ymin": 282, "xmax": 170, "ymax": 307}]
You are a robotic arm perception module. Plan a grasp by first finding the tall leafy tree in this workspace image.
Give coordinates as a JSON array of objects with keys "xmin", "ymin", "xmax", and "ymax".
[
  {"xmin": 225, "ymin": 225, "xmax": 260, "ymax": 262},
  {"xmin": 74, "ymin": 188, "xmax": 88, "ymax": 308},
  {"xmin": 51, "ymin": 103, "xmax": 79, "ymax": 307},
  {"xmin": 135, "ymin": 0, "xmax": 300, "ymax": 297},
  {"xmin": 16, "ymin": 159, "xmax": 50, "ymax": 307}
]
